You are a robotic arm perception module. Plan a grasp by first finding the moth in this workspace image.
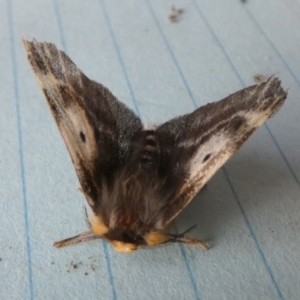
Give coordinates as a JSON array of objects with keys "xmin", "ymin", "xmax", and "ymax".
[{"xmin": 23, "ymin": 38, "xmax": 287, "ymax": 253}]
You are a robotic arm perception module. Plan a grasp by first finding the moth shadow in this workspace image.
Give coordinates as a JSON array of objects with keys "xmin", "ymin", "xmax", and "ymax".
[{"xmin": 174, "ymin": 156, "xmax": 290, "ymax": 247}]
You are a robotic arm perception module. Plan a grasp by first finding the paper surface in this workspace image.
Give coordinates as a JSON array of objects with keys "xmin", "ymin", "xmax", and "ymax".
[{"xmin": 1, "ymin": 0, "xmax": 300, "ymax": 299}]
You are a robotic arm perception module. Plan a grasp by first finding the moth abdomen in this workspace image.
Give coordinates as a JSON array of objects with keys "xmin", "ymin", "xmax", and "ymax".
[{"xmin": 140, "ymin": 129, "xmax": 159, "ymax": 165}]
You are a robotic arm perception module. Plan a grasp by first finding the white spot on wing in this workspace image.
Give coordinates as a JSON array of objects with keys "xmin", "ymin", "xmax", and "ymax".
[{"xmin": 188, "ymin": 133, "xmax": 228, "ymax": 178}]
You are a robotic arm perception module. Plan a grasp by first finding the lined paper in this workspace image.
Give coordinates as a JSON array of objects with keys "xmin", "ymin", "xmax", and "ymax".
[{"xmin": 1, "ymin": 0, "xmax": 300, "ymax": 299}]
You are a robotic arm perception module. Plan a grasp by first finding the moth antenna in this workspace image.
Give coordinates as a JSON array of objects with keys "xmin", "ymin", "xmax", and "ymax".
[
  {"xmin": 83, "ymin": 206, "xmax": 92, "ymax": 229},
  {"xmin": 162, "ymin": 224, "xmax": 197, "ymax": 244},
  {"xmin": 178, "ymin": 224, "xmax": 198, "ymax": 236},
  {"xmin": 53, "ymin": 231, "xmax": 102, "ymax": 248}
]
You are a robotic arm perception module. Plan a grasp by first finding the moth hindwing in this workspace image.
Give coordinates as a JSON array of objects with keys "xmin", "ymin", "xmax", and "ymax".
[{"xmin": 23, "ymin": 37, "xmax": 287, "ymax": 253}]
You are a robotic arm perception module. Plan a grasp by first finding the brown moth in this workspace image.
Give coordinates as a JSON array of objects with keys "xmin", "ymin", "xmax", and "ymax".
[{"xmin": 23, "ymin": 38, "xmax": 287, "ymax": 253}]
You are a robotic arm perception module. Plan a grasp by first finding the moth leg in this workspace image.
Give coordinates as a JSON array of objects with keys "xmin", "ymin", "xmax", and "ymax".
[
  {"xmin": 168, "ymin": 225, "xmax": 209, "ymax": 250},
  {"xmin": 53, "ymin": 208, "xmax": 103, "ymax": 248},
  {"xmin": 53, "ymin": 231, "xmax": 102, "ymax": 248},
  {"xmin": 171, "ymin": 235, "xmax": 209, "ymax": 250}
]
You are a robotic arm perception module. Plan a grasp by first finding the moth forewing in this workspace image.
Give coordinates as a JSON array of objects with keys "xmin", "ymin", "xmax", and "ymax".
[
  {"xmin": 158, "ymin": 77, "xmax": 287, "ymax": 225},
  {"xmin": 23, "ymin": 37, "xmax": 287, "ymax": 253}
]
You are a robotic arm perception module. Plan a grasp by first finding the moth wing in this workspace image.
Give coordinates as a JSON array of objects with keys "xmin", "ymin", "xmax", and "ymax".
[
  {"xmin": 156, "ymin": 77, "xmax": 287, "ymax": 225},
  {"xmin": 23, "ymin": 38, "xmax": 143, "ymax": 208}
]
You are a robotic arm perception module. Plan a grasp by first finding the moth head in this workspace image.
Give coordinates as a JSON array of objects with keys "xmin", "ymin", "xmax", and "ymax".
[
  {"xmin": 91, "ymin": 216, "xmax": 170, "ymax": 252},
  {"xmin": 103, "ymin": 229, "xmax": 146, "ymax": 253},
  {"xmin": 110, "ymin": 241, "xmax": 138, "ymax": 253},
  {"xmin": 104, "ymin": 229, "xmax": 170, "ymax": 253}
]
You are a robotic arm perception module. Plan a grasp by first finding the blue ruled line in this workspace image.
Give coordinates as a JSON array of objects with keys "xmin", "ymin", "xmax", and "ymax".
[
  {"xmin": 222, "ymin": 168, "xmax": 284, "ymax": 300},
  {"xmin": 52, "ymin": 1, "xmax": 117, "ymax": 299},
  {"xmin": 165, "ymin": 0, "xmax": 287, "ymax": 298},
  {"xmin": 52, "ymin": 0, "xmax": 68, "ymax": 53},
  {"xmin": 187, "ymin": 3, "xmax": 300, "ymax": 299},
  {"xmin": 190, "ymin": 0, "xmax": 244, "ymax": 87},
  {"xmin": 7, "ymin": 0, "xmax": 34, "ymax": 299},
  {"xmin": 191, "ymin": 0, "xmax": 300, "ymax": 190},
  {"xmin": 243, "ymin": 7, "xmax": 300, "ymax": 188},
  {"xmin": 145, "ymin": 0, "xmax": 198, "ymax": 108},
  {"xmin": 144, "ymin": 1, "xmax": 202, "ymax": 299},
  {"xmin": 98, "ymin": 0, "xmax": 141, "ymax": 118},
  {"xmin": 244, "ymin": 7, "xmax": 300, "ymax": 88},
  {"xmin": 178, "ymin": 245, "xmax": 201, "ymax": 300},
  {"xmin": 147, "ymin": 0, "xmax": 287, "ymax": 299},
  {"xmin": 99, "ymin": 1, "xmax": 202, "ymax": 299},
  {"xmin": 103, "ymin": 243, "xmax": 117, "ymax": 300}
]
